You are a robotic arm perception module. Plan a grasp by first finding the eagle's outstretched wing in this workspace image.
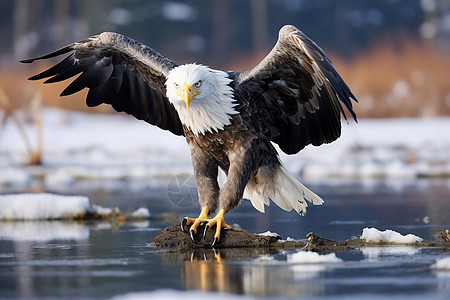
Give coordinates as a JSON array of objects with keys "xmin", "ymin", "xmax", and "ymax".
[
  {"xmin": 21, "ymin": 32, "xmax": 184, "ymax": 136},
  {"xmin": 234, "ymin": 25, "xmax": 357, "ymax": 154}
]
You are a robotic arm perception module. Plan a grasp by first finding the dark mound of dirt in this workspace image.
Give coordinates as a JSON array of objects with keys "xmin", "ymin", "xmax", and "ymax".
[
  {"xmin": 151, "ymin": 223, "xmax": 287, "ymax": 251},
  {"xmin": 151, "ymin": 224, "xmax": 450, "ymax": 252}
]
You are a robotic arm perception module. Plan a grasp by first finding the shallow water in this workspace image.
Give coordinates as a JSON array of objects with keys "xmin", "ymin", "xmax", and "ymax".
[{"xmin": 1, "ymin": 179, "xmax": 450, "ymax": 299}]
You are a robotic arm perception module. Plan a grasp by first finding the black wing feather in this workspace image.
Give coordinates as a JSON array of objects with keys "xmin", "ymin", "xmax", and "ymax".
[
  {"xmin": 21, "ymin": 33, "xmax": 184, "ymax": 136},
  {"xmin": 234, "ymin": 25, "xmax": 357, "ymax": 154}
]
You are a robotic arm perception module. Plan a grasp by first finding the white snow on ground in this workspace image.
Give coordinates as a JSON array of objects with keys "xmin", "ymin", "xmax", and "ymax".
[
  {"xmin": 1, "ymin": 109, "xmax": 450, "ymax": 186},
  {"xmin": 361, "ymin": 227, "xmax": 423, "ymax": 244},
  {"xmin": 281, "ymin": 117, "xmax": 450, "ymax": 181},
  {"xmin": 431, "ymin": 257, "xmax": 450, "ymax": 270},
  {"xmin": 287, "ymin": 251, "xmax": 342, "ymax": 263},
  {"xmin": 0, "ymin": 193, "xmax": 89, "ymax": 220},
  {"xmin": 0, "ymin": 193, "xmax": 150, "ymax": 221},
  {"xmin": 257, "ymin": 230, "xmax": 281, "ymax": 238}
]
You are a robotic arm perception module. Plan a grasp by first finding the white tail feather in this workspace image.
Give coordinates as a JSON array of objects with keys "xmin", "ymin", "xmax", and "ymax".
[{"xmin": 244, "ymin": 163, "xmax": 323, "ymax": 214}]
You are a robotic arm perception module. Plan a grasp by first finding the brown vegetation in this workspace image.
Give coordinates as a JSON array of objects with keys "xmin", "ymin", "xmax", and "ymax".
[{"xmin": 332, "ymin": 36, "xmax": 450, "ymax": 118}]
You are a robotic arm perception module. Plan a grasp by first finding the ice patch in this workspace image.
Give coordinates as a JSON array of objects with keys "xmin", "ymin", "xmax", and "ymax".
[
  {"xmin": 431, "ymin": 257, "xmax": 450, "ymax": 270},
  {"xmin": 287, "ymin": 251, "xmax": 342, "ymax": 263},
  {"xmin": 361, "ymin": 227, "xmax": 423, "ymax": 244},
  {"xmin": 0, "ymin": 193, "xmax": 89, "ymax": 220}
]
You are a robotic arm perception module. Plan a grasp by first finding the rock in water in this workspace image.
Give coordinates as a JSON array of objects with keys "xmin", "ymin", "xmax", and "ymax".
[{"xmin": 151, "ymin": 224, "xmax": 282, "ymax": 250}]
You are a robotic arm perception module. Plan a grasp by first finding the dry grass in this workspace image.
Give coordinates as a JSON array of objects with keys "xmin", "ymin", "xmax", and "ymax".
[
  {"xmin": 0, "ymin": 62, "xmax": 112, "ymax": 113},
  {"xmin": 331, "ymin": 36, "xmax": 450, "ymax": 118}
]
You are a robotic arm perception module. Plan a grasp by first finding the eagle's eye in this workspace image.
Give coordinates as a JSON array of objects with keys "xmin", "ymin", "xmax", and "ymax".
[
  {"xmin": 174, "ymin": 82, "xmax": 179, "ymax": 89},
  {"xmin": 194, "ymin": 80, "xmax": 202, "ymax": 88}
]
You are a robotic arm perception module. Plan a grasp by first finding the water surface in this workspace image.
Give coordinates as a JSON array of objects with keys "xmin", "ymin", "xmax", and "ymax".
[{"xmin": 1, "ymin": 179, "xmax": 450, "ymax": 299}]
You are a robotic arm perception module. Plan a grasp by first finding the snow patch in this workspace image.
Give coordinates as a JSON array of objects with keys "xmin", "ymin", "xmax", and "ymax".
[
  {"xmin": 0, "ymin": 193, "xmax": 89, "ymax": 221},
  {"xmin": 257, "ymin": 231, "xmax": 281, "ymax": 238},
  {"xmin": 0, "ymin": 193, "xmax": 146, "ymax": 221},
  {"xmin": 361, "ymin": 227, "xmax": 423, "ymax": 244},
  {"xmin": 287, "ymin": 251, "xmax": 342, "ymax": 263}
]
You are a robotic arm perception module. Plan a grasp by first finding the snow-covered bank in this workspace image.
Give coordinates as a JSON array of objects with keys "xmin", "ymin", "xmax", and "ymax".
[
  {"xmin": 284, "ymin": 118, "xmax": 450, "ymax": 181},
  {"xmin": 1, "ymin": 108, "xmax": 450, "ymax": 187}
]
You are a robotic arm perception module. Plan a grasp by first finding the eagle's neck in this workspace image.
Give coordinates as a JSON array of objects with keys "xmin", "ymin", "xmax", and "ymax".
[{"xmin": 173, "ymin": 69, "xmax": 238, "ymax": 136}]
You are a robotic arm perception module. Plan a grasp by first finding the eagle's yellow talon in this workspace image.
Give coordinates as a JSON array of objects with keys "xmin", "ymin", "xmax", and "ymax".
[
  {"xmin": 205, "ymin": 209, "xmax": 231, "ymax": 246},
  {"xmin": 182, "ymin": 205, "xmax": 211, "ymax": 240},
  {"xmin": 181, "ymin": 217, "xmax": 196, "ymax": 232}
]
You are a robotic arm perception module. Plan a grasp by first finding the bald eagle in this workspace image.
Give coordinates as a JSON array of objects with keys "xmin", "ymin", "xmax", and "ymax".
[{"xmin": 22, "ymin": 25, "xmax": 357, "ymax": 246}]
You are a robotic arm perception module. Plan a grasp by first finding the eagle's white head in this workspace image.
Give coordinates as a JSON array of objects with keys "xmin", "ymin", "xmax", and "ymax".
[{"xmin": 165, "ymin": 64, "xmax": 238, "ymax": 136}]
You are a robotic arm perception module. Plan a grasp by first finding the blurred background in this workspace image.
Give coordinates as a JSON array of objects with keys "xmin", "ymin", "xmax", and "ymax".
[{"xmin": 1, "ymin": 0, "xmax": 450, "ymax": 118}]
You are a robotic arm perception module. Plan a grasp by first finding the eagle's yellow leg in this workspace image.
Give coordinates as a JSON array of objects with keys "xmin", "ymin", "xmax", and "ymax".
[
  {"xmin": 204, "ymin": 209, "xmax": 232, "ymax": 247},
  {"xmin": 181, "ymin": 205, "xmax": 211, "ymax": 240}
]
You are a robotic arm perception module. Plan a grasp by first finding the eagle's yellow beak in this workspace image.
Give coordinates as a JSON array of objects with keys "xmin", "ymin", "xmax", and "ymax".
[
  {"xmin": 182, "ymin": 84, "xmax": 192, "ymax": 108},
  {"xmin": 178, "ymin": 83, "xmax": 200, "ymax": 108}
]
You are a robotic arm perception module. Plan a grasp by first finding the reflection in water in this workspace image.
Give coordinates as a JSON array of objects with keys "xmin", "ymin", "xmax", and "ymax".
[
  {"xmin": 184, "ymin": 250, "xmax": 239, "ymax": 293},
  {"xmin": 0, "ymin": 182, "xmax": 449, "ymax": 299},
  {"xmin": 0, "ymin": 221, "xmax": 89, "ymax": 241},
  {"xmin": 0, "ymin": 222, "xmax": 90, "ymax": 299},
  {"xmin": 170, "ymin": 248, "xmax": 336, "ymax": 297},
  {"xmin": 361, "ymin": 245, "xmax": 420, "ymax": 261}
]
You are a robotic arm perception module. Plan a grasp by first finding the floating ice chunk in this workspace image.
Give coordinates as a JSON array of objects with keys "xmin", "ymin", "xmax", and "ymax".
[
  {"xmin": 257, "ymin": 231, "xmax": 281, "ymax": 238},
  {"xmin": 431, "ymin": 257, "xmax": 450, "ymax": 270},
  {"xmin": 287, "ymin": 251, "xmax": 342, "ymax": 263},
  {"xmin": 361, "ymin": 227, "xmax": 423, "ymax": 244},
  {"xmin": 0, "ymin": 193, "xmax": 89, "ymax": 221},
  {"xmin": 131, "ymin": 207, "xmax": 150, "ymax": 218}
]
